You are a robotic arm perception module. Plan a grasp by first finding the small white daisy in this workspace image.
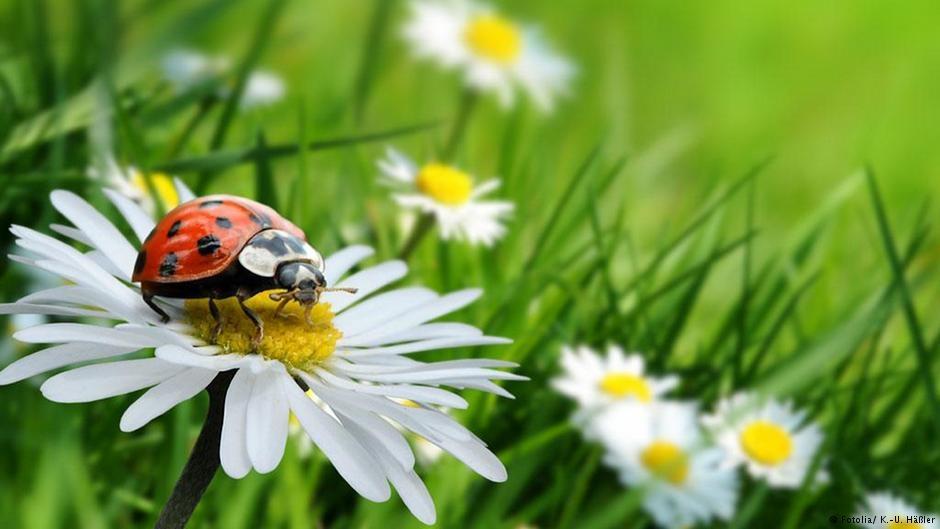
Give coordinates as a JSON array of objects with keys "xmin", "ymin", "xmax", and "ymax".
[
  {"xmin": 702, "ymin": 392, "xmax": 825, "ymax": 489},
  {"xmin": 161, "ymin": 49, "xmax": 285, "ymax": 109},
  {"xmin": 87, "ymin": 154, "xmax": 180, "ymax": 216},
  {"xmin": 593, "ymin": 401, "xmax": 739, "ymax": 529},
  {"xmin": 377, "ymin": 146, "xmax": 514, "ymax": 246},
  {"xmin": 0, "ymin": 183, "xmax": 521, "ymax": 525},
  {"xmin": 162, "ymin": 49, "xmax": 229, "ymax": 91},
  {"xmin": 402, "ymin": 0, "xmax": 574, "ymax": 112},
  {"xmin": 857, "ymin": 492, "xmax": 938, "ymax": 529},
  {"xmin": 551, "ymin": 345, "xmax": 679, "ymax": 412},
  {"xmin": 239, "ymin": 70, "xmax": 286, "ymax": 109}
]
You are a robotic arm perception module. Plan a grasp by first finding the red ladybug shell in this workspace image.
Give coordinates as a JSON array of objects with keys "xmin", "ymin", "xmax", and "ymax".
[{"xmin": 133, "ymin": 195, "xmax": 305, "ymax": 283}]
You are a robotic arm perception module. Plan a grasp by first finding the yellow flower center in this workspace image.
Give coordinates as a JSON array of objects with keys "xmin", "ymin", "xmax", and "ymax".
[
  {"xmin": 415, "ymin": 163, "xmax": 474, "ymax": 205},
  {"xmin": 131, "ymin": 170, "xmax": 180, "ymax": 209},
  {"xmin": 185, "ymin": 293, "xmax": 341, "ymax": 371},
  {"xmin": 888, "ymin": 520, "xmax": 922, "ymax": 529},
  {"xmin": 464, "ymin": 14, "xmax": 522, "ymax": 64},
  {"xmin": 640, "ymin": 440, "xmax": 689, "ymax": 485},
  {"xmin": 739, "ymin": 420, "xmax": 794, "ymax": 466},
  {"xmin": 599, "ymin": 372, "xmax": 652, "ymax": 401}
]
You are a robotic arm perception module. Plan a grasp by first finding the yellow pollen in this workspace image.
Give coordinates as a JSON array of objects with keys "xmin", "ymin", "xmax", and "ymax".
[
  {"xmin": 640, "ymin": 440, "xmax": 689, "ymax": 485},
  {"xmin": 599, "ymin": 372, "xmax": 652, "ymax": 401},
  {"xmin": 464, "ymin": 14, "xmax": 522, "ymax": 63},
  {"xmin": 131, "ymin": 170, "xmax": 180, "ymax": 209},
  {"xmin": 415, "ymin": 163, "xmax": 474, "ymax": 205},
  {"xmin": 739, "ymin": 420, "xmax": 794, "ymax": 466},
  {"xmin": 185, "ymin": 293, "xmax": 341, "ymax": 371}
]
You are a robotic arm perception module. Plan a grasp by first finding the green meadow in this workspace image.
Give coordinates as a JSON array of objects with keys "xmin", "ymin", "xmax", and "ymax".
[{"xmin": 1, "ymin": 0, "xmax": 940, "ymax": 527}]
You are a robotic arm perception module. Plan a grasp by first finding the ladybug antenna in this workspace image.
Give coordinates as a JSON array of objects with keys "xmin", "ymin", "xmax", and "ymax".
[{"xmin": 319, "ymin": 286, "xmax": 359, "ymax": 295}]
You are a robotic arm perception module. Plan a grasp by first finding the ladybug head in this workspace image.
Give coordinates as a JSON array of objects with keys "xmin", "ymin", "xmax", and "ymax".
[{"xmin": 270, "ymin": 262, "xmax": 357, "ymax": 324}]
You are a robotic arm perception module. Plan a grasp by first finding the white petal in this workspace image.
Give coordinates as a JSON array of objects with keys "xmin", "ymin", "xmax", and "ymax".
[
  {"xmin": 49, "ymin": 223, "xmax": 92, "ymax": 245},
  {"xmin": 332, "ymin": 287, "xmax": 437, "ymax": 336},
  {"xmin": 155, "ymin": 345, "xmax": 245, "ymax": 371},
  {"xmin": 316, "ymin": 368, "xmax": 468, "ymax": 409},
  {"xmin": 120, "ymin": 368, "xmax": 216, "ymax": 431},
  {"xmin": 20, "ymin": 285, "xmax": 138, "ymax": 320},
  {"xmin": 220, "ymin": 367, "xmax": 254, "ymax": 478},
  {"xmin": 12, "ymin": 225, "xmax": 141, "ymax": 311},
  {"xmin": 345, "ymin": 366, "xmax": 524, "ymax": 384},
  {"xmin": 40, "ymin": 358, "xmax": 185, "ymax": 403},
  {"xmin": 345, "ymin": 421, "xmax": 436, "ymax": 524},
  {"xmin": 15, "ymin": 323, "xmax": 156, "ymax": 348},
  {"xmin": 282, "ymin": 375, "xmax": 390, "ymax": 501},
  {"xmin": 341, "ymin": 289, "xmax": 482, "ymax": 346},
  {"xmin": 367, "ymin": 323, "xmax": 483, "ymax": 344},
  {"xmin": 339, "ymin": 336, "xmax": 511, "ymax": 358},
  {"xmin": 104, "ymin": 189, "xmax": 156, "ymax": 242},
  {"xmin": 117, "ymin": 324, "xmax": 198, "ymax": 348},
  {"xmin": 307, "ymin": 377, "xmax": 469, "ymax": 442},
  {"xmin": 333, "ymin": 406, "xmax": 415, "ymax": 470},
  {"xmin": 445, "ymin": 379, "xmax": 515, "ymax": 398},
  {"xmin": 323, "ymin": 246, "xmax": 375, "ymax": 285},
  {"xmin": 321, "ymin": 261, "xmax": 408, "ymax": 313},
  {"xmin": 0, "ymin": 343, "xmax": 136, "ymax": 384},
  {"xmin": 50, "ymin": 190, "xmax": 138, "ymax": 279},
  {"xmin": 245, "ymin": 369, "xmax": 289, "ymax": 474},
  {"xmin": 0, "ymin": 302, "xmax": 109, "ymax": 319},
  {"xmin": 433, "ymin": 436, "xmax": 507, "ymax": 482}
]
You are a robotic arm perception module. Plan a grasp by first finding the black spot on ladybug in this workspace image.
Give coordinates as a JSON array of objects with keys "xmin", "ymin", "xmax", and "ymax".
[
  {"xmin": 134, "ymin": 251, "xmax": 147, "ymax": 275},
  {"xmin": 197, "ymin": 235, "xmax": 222, "ymax": 256},
  {"xmin": 159, "ymin": 253, "xmax": 179, "ymax": 277},
  {"xmin": 199, "ymin": 199, "xmax": 224, "ymax": 208},
  {"xmin": 248, "ymin": 212, "xmax": 271, "ymax": 228},
  {"xmin": 167, "ymin": 220, "xmax": 182, "ymax": 238},
  {"xmin": 215, "ymin": 217, "xmax": 232, "ymax": 229}
]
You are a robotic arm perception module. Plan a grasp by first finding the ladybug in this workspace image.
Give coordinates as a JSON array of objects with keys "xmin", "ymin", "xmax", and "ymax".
[{"xmin": 133, "ymin": 194, "xmax": 356, "ymax": 344}]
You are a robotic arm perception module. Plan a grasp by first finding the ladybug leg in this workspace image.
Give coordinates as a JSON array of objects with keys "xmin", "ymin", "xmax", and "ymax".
[
  {"xmin": 273, "ymin": 297, "xmax": 291, "ymax": 319},
  {"xmin": 237, "ymin": 292, "xmax": 264, "ymax": 348},
  {"xmin": 208, "ymin": 298, "xmax": 223, "ymax": 343},
  {"xmin": 143, "ymin": 292, "xmax": 171, "ymax": 324}
]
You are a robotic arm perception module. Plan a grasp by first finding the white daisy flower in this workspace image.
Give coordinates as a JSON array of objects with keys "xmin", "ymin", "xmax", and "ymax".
[
  {"xmin": 377, "ymin": 146, "xmax": 514, "ymax": 246},
  {"xmin": 701, "ymin": 392, "xmax": 825, "ymax": 489},
  {"xmin": 161, "ymin": 49, "xmax": 285, "ymax": 109},
  {"xmin": 857, "ymin": 492, "xmax": 938, "ymax": 529},
  {"xmin": 0, "ymin": 183, "xmax": 521, "ymax": 525},
  {"xmin": 87, "ymin": 154, "xmax": 180, "ymax": 216},
  {"xmin": 162, "ymin": 49, "xmax": 229, "ymax": 91},
  {"xmin": 240, "ymin": 70, "xmax": 286, "ymax": 109},
  {"xmin": 593, "ymin": 401, "xmax": 739, "ymax": 529},
  {"xmin": 551, "ymin": 345, "xmax": 679, "ymax": 412},
  {"xmin": 402, "ymin": 0, "xmax": 574, "ymax": 112}
]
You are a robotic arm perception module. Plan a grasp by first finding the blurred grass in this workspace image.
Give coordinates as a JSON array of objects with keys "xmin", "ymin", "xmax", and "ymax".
[{"xmin": 2, "ymin": 0, "xmax": 940, "ymax": 528}]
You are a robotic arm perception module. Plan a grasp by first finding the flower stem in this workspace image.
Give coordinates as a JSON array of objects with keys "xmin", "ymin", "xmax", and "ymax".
[
  {"xmin": 397, "ymin": 212, "xmax": 436, "ymax": 261},
  {"xmin": 154, "ymin": 371, "xmax": 234, "ymax": 529},
  {"xmin": 440, "ymin": 88, "xmax": 479, "ymax": 162}
]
